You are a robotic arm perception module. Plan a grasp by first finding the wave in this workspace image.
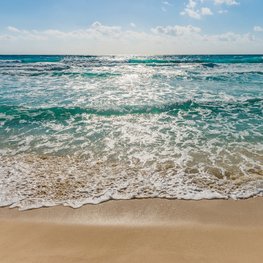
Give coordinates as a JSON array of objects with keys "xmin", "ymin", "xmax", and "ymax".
[
  {"xmin": 2, "ymin": 55, "xmax": 263, "ymax": 66},
  {"xmin": 0, "ymin": 55, "xmax": 63, "ymax": 64},
  {"xmin": 1, "ymin": 153, "xmax": 263, "ymax": 210},
  {"xmin": 127, "ymin": 55, "xmax": 263, "ymax": 65},
  {"xmin": 0, "ymin": 59, "xmax": 22, "ymax": 63},
  {"xmin": 0, "ymin": 98, "xmax": 262, "ymax": 124},
  {"xmin": 127, "ymin": 58, "xmax": 216, "ymax": 64},
  {"xmin": 52, "ymin": 72, "xmax": 121, "ymax": 78},
  {"xmin": 0, "ymin": 71, "xmax": 121, "ymax": 78}
]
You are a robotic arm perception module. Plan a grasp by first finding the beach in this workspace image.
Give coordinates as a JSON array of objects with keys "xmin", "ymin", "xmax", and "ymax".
[
  {"xmin": 1, "ymin": 198, "xmax": 263, "ymax": 263},
  {"xmin": 0, "ymin": 0, "xmax": 263, "ymax": 260}
]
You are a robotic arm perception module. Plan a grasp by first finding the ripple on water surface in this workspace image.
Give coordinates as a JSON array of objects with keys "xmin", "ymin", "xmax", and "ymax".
[{"xmin": 0, "ymin": 55, "xmax": 262, "ymax": 209}]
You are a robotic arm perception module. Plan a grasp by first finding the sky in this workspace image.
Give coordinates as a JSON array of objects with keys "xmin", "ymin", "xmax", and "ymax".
[{"xmin": 0, "ymin": 0, "xmax": 263, "ymax": 55}]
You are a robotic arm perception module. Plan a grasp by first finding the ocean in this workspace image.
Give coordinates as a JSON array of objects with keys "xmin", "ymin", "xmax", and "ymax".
[{"xmin": 0, "ymin": 54, "xmax": 262, "ymax": 210}]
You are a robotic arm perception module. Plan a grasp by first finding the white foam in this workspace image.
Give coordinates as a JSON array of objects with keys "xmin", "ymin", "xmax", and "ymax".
[{"xmin": 0, "ymin": 153, "xmax": 262, "ymax": 210}]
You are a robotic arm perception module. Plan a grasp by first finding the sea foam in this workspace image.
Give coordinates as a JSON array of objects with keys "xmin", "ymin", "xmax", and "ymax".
[{"xmin": 0, "ymin": 55, "xmax": 262, "ymax": 210}]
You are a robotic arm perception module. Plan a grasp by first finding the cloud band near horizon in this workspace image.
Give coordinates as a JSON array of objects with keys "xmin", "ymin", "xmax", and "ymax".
[{"xmin": 0, "ymin": 22, "xmax": 262, "ymax": 55}]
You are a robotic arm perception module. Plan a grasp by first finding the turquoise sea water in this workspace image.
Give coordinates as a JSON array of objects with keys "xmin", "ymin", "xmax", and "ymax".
[{"xmin": 0, "ymin": 55, "xmax": 262, "ymax": 210}]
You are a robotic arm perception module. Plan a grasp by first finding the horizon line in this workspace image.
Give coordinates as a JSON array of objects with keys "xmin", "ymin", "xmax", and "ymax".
[{"xmin": 1, "ymin": 53, "xmax": 263, "ymax": 56}]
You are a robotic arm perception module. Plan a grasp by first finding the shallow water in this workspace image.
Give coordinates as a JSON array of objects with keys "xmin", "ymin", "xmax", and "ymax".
[{"xmin": 0, "ymin": 55, "xmax": 262, "ymax": 210}]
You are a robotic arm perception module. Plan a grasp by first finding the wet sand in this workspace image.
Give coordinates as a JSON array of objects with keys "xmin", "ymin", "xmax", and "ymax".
[{"xmin": 1, "ymin": 198, "xmax": 263, "ymax": 263}]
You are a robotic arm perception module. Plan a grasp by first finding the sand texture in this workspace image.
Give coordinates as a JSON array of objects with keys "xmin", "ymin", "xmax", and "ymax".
[{"xmin": 1, "ymin": 198, "xmax": 263, "ymax": 263}]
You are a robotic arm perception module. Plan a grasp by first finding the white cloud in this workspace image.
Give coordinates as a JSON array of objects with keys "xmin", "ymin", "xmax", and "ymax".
[
  {"xmin": 7, "ymin": 26, "xmax": 21, "ymax": 33},
  {"xmin": 162, "ymin": 1, "xmax": 173, "ymax": 6},
  {"xmin": 130, "ymin": 23, "xmax": 136, "ymax": 28},
  {"xmin": 201, "ymin": 7, "xmax": 213, "ymax": 15},
  {"xmin": 188, "ymin": 0, "xmax": 197, "ymax": 8},
  {"xmin": 181, "ymin": 0, "xmax": 239, "ymax": 19},
  {"xmin": 214, "ymin": 0, "xmax": 239, "ymax": 5},
  {"xmin": 181, "ymin": 9, "xmax": 201, "ymax": 19},
  {"xmin": 0, "ymin": 22, "xmax": 262, "ymax": 55},
  {"xmin": 89, "ymin": 21, "xmax": 122, "ymax": 37},
  {"xmin": 254, "ymin": 26, "xmax": 263, "ymax": 32},
  {"xmin": 151, "ymin": 25, "xmax": 201, "ymax": 36},
  {"xmin": 181, "ymin": 0, "xmax": 213, "ymax": 19},
  {"xmin": 211, "ymin": 32, "xmax": 253, "ymax": 42},
  {"xmin": 180, "ymin": 0, "xmax": 200, "ymax": 19}
]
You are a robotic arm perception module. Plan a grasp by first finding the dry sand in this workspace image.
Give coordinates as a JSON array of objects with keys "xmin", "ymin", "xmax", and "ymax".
[{"xmin": 0, "ymin": 198, "xmax": 263, "ymax": 263}]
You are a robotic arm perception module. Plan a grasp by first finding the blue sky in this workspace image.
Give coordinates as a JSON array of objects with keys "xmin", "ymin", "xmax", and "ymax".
[{"xmin": 0, "ymin": 0, "xmax": 263, "ymax": 54}]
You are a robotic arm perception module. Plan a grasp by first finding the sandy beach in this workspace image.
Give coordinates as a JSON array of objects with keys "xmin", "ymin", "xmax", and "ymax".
[
  {"xmin": 1, "ymin": 198, "xmax": 263, "ymax": 263},
  {"xmin": 1, "ymin": 0, "xmax": 263, "ymax": 262}
]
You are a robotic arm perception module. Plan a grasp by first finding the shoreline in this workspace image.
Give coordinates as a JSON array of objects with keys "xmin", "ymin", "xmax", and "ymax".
[
  {"xmin": 1, "ymin": 197, "xmax": 263, "ymax": 226},
  {"xmin": 1, "ymin": 153, "xmax": 262, "ymax": 211},
  {"xmin": 1, "ymin": 198, "xmax": 263, "ymax": 262}
]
